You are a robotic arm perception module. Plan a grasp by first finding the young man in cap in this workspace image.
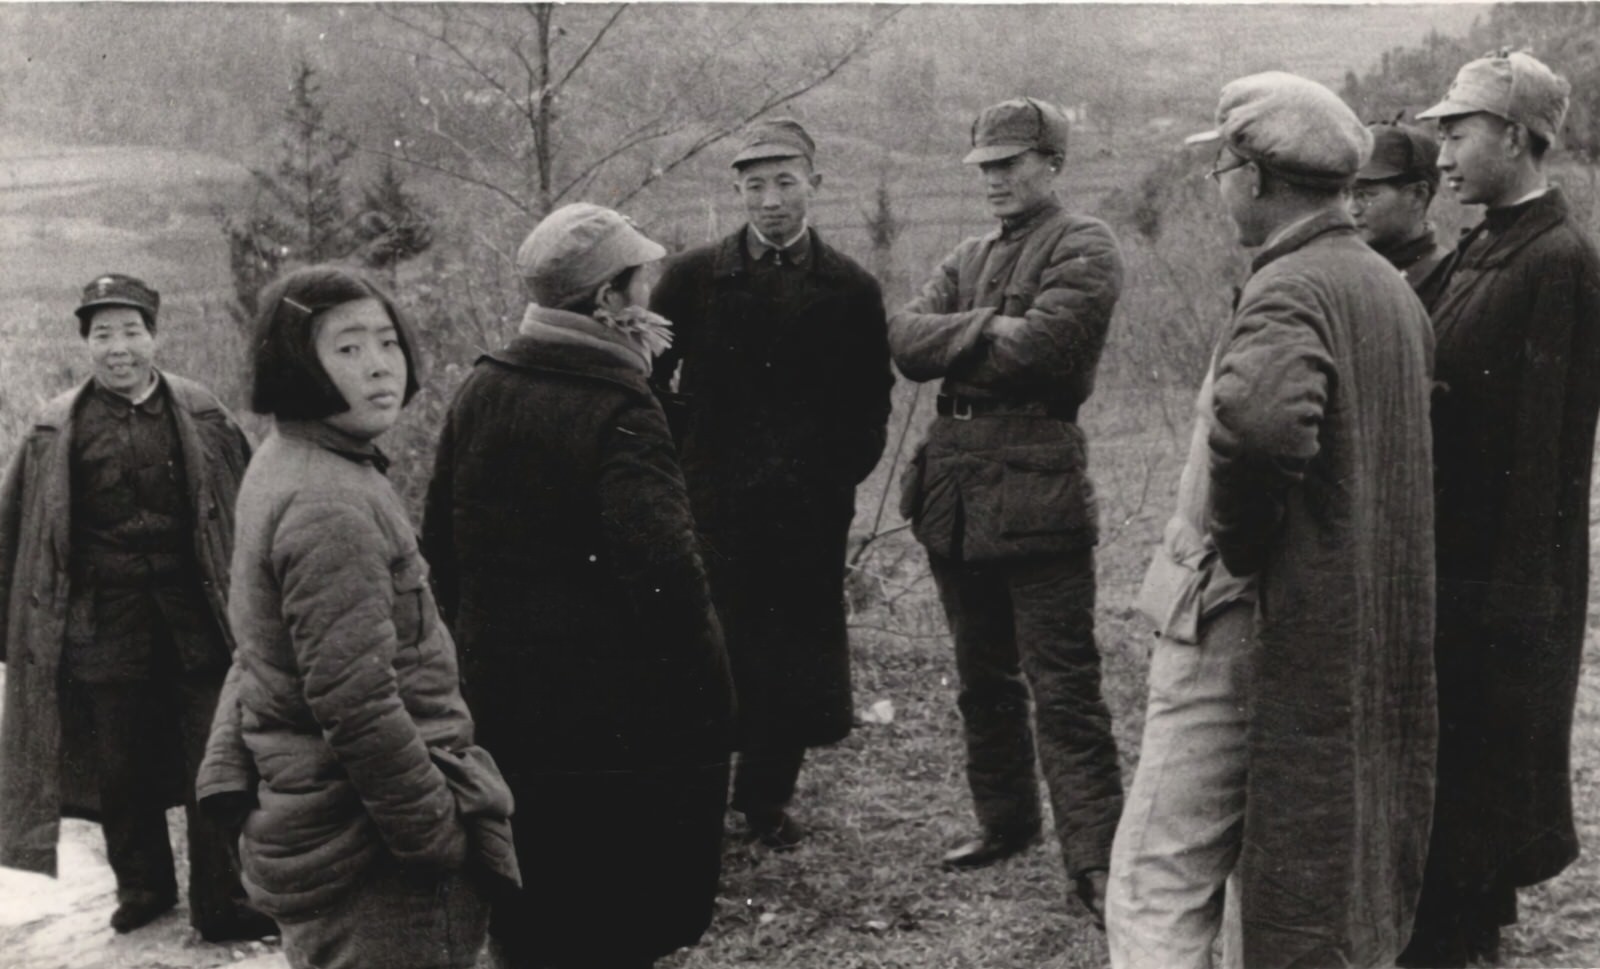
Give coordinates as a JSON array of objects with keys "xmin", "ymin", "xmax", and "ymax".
[
  {"xmin": 649, "ymin": 119, "xmax": 893, "ymax": 849},
  {"xmin": 888, "ymin": 97, "xmax": 1124, "ymax": 922},
  {"xmin": 1106, "ymin": 73, "xmax": 1437, "ymax": 969},
  {"xmin": 1347, "ymin": 120, "xmax": 1452, "ymax": 306},
  {"xmin": 1400, "ymin": 50, "xmax": 1600, "ymax": 969},
  {"xmin": 0, "ymin": 275, "xmax": 270, "ymax": 941}
]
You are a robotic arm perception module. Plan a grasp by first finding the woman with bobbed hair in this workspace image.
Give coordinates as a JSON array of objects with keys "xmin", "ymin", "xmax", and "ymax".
[
  {"xmin": 197, "ymin": 264, "xmax": 519, "ymax": 969},
  {"xmin": 422, "ymin": 204, "xmax": 734, "ymax": 969}
]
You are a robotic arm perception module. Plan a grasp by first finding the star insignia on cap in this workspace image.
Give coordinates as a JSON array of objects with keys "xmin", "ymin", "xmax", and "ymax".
[{"xmin": 95, "ymin": 277, "xmax": 115, "ymax": 295}]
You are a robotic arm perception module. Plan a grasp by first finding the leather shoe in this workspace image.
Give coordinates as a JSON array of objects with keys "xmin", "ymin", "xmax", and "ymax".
[
  {"xmin": 1074, "ymin": 868, "xmax": 1108, "ymax": 930},
  {"xmin": 940, "ymin": 829, "xmax": 1038, "ymax": 870},
  {"xmin": 110, "ymin": 895, "xmax": 176, "ymax": 934},
  {"xmin": 747, "ymin": 810, "xmax": 807, "ymax": 851},
  {"xmin": 197, "ymin": 903, "xmax": 278, "ymax": 943}
]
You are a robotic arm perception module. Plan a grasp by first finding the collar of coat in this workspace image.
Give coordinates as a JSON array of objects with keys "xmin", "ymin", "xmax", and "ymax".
[
  {"xmin": 516, "ymin": 303, "xmax": 653, "ymax": 374},
  {"xmin": 1456, "ymin": 187, "xmax": 1572, "ymax": 271},
  {"xmin": 711, "ymin": 225, "xmax": 850, "ymax": 282},
  {"xmin": 1249, "ymin": 208, "xmax": 1357, "ymax": 274},
  {"xmin": 993, "ymin": 194, "xmax": 1065, "ymax": 241},
  {"xmin": 1373, "ymin": 229, "xmax": 1444, "ymax": 273},
  {"xmin": 275, "ymin": 419, "xmax": 390, "ymax": 473},
  {"xmin": 482, "ymin": 316, "xmax": 655, "ymax": 399},
  {"xmin": 35, "ymin": 370, "xmax": 220, "ymax": 431}
]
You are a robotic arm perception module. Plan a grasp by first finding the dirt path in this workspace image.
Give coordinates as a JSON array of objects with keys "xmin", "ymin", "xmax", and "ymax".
[{"xmin": 0, "ymin": 819, "xmax": 282, "ymax": 969}]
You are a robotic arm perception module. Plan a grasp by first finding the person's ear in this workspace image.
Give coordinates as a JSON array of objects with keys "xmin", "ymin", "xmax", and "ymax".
[
  {"xmin": 808, "ymin": 171, "xmax": 823, "ymax": 191},
  {"xmin": 1249, "ymin": 163, "xmax": 1264, "ymax": 199},
  {"xmin": 596, "ymin": 281, "xmax": 624, "ymax": 312},
  {"xmin": 1504, "ymin": 121, "xmax": 1527, "ymax": 159}
]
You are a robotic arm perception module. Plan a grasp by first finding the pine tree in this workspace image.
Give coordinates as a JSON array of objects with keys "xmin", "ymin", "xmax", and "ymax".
[
  {"xmin": 219, "ymin": 60, "xmax": 367, "ymax": 317},
  {"xmin": 351, "ymin": 155, "xmax": 436, "ymax": 275}
]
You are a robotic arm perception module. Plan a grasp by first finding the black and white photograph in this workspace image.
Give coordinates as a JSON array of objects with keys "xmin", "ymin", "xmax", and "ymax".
[{"xmin": 1, "ymin": 3, "xmax": 1598, "ymax": 968}]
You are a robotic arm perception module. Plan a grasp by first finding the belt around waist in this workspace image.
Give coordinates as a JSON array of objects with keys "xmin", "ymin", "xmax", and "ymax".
[{"xmin": 935, "ymin": 393, "xmax": 1078, "ymax": 423}]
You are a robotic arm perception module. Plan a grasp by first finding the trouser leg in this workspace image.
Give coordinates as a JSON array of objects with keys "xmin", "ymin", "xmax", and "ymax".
[
  {"xmin": 173, "ymin": 671, "xmax": 257, "ymax": 934},
  {"xmin": 1105, "ymin": 603, "xmax": 1252, "ymax": 969},
  {"xmin": 83, "ymin": 679, "xmax": 178, "ymax": 907},
  {"xmin": 1009, "ymin": 549, "xmax": 1123, "ymax": 879},
  {"xmin": 930, "ymin": 556, "xmax": 1040, "ymax": 838},
  {"xmin": 730, "ymin": 744, "xmax": 806, "ymax": 822}
]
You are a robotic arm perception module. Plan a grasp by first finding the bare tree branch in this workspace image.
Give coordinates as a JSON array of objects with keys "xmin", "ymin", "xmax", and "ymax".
[
  {"xmin": 613, "ymin": 8, "xmax": 904, "ymax": 207},
  {"xmin": 359, "ymin": 145, "xmax": 531, "ymax": 215},
  {"xmin": 553, "ymin": 5, "xmax": 629, "ymax": 96}
]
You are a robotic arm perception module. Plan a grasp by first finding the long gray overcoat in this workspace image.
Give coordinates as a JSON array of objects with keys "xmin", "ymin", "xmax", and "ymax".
[
  {"xmin": 1207, "ymin": 211, "xmax": 1437, "ymax": 969},
  {"xmin": 0, "ymin": 374, "xmax": 248, "ymax": 876}
]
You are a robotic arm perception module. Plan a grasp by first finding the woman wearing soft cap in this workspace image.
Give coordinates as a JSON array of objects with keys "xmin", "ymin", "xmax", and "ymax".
[{"xmin": 423, "ymin": 203, "xmax": 735, "ymax": 969}]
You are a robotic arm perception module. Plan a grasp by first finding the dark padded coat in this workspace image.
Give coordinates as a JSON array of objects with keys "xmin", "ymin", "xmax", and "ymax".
[
  {"xmin": 1207, "ymin": 210, "xmax": 1437, "ymax": 969},
  {"xmin": 1424, "ymin": 188, "xmax": 1600, "ymax": 894},
  {"xmin": 423, "ymin": 318, "xmax": 734, "ymax": 965},
  {"xmin": 0, "ymin": 374, "xmax": 248, "ymax": 877},
  {"xmin": 649, "ymin": 227, "xmax": 892, "ymax": 750}
]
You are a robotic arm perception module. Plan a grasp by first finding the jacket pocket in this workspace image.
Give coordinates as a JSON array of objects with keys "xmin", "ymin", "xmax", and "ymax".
[
  {"xmin": 898, "ymin": 443, "xmax": 927, "ymax": 523},
  {"xmin": 997, "ymin": 440, "xmax": 1096, "ymax": 540},
  {"xmin": 390, "ymin": 555, "xmax": 430, "ymax": 649}
]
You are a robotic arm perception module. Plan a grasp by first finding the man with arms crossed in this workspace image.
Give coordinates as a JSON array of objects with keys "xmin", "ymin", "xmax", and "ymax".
[{"xmin": 889, "ymin": 97, "xmax": 1124, "ymax": 924}]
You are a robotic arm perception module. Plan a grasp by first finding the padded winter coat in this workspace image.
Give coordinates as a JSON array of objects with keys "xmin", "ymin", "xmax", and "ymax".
[{"xmin": 196, "ymin": 420, "xmax": 516, "ymax": 922}]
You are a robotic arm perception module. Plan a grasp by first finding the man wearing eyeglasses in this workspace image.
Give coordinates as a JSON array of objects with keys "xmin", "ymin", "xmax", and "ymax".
[
  {"xmin": 1106, "ymin": 74, "xmax": 1436, "ymax": 969},
  {"xmin": 1346, "ymin": 121, "xmax": 1451, "ymax": 307},
  {"xmin": 889, "ymin": 97, "xmax": 1125, "ymax": 927}
]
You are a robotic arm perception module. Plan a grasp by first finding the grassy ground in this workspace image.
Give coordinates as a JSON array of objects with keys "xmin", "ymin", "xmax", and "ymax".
[{"xmin": 4, "ymin": 140, "xmax": 1600, "ymax": 969}]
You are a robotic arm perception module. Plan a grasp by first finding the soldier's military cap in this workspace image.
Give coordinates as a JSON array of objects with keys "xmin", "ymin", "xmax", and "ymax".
[
  {"xmin": 1355, "ymin": 122, "xmax": 1441, "ymax": 187},
  {"xmin": 1417, "ymin": 49, "xmax": 1570, "ymax": 146},
  {"xmin": 963, "ymin": 97, "xmax": 1069, "ymax": 164},
  {"xmin": 731, "ymin": 118, "xmax": 816, "ymax": 169},
  {"xmin": 75, "ymin": 273, "xmax": 160, "ymax": 333},
  {"xmin": 1190, "ymin": 71, "xmax": 1371, "ymax": 190}
]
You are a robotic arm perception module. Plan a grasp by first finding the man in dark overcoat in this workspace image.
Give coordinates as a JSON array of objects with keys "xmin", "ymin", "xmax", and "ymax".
[
  {"xmin": 1347, "ymin": 121, "xmax": 1453, "ymax": 305},
  {"xmin": 649, "ymin": 119, "xmax": 893, "ymax": 848},
  {"xmin": 1106, "ymin": 73, "xmax": 1437, "ymax": 969},
  {"xmin": 1400, "ymin": 50, "xmax": 1600, "ymax": 968},
  {"xmin": 0, "ymin": 275, "xmax": 269, "ymax": 940},
  {"xmin": 887, "ymin": 97, "xmax": 1124, "ymax": 921}
]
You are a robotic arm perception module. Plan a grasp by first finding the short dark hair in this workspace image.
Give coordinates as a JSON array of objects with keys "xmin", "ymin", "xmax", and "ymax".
[
  {"xmin": 559, "ymin": 264, "xmax": 640, "ymax": 315},
  {"xmin": 250, "ymin": 264, "xmax": 422, "ymax": 420}
]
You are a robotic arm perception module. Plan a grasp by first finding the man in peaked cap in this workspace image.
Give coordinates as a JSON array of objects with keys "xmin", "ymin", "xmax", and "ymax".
[
  {"xmin": 649, "ymin": 119, "xmax": 893, "ymax": 850},
  {"xmin": 1399, "ymin": 50, "xmax": 1600, "ymax": 969},
  {"xmin": 0, "ymin": 275, "xmax": 271, "ymax": 941},
  {"xmin": 1106, "ymin": 73, "xmax": 1437, "ymax": 969},
  {"xmin": 888, "ymin": 96, "xmax": 1125, "ymax": 925},
  {"xmin": 1348, "ymin": 121, "xmax": 1453, "ymax": 306}
]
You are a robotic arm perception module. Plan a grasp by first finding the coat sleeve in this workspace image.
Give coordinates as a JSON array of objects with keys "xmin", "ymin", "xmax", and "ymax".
[
  {"xmin": 272, "ymin": 497, "xmax": 465, "ymax": 869},
  {"xmin": 195, "ymin": 658, "xmax": 256, "ymax": 828},
  {"xmin": 957, "ymin": 219, "xmax": 1123, "ymax": 392},
  {"xmin": 595, "ymin": 397, "xmax": 735, "ymax": 735},
  {"xmin": 420, "ymin": 412, "xmax": 459, "ymax": 625},
  {"xmin": 888, "ymin": 241, "xmax": 996, "ymax": 382},
  {"xmin": 0, "ymin": 440, "xmax": 29, "ymax": 665},
  {"xmin": 822, "ymin": 276, "xmax": 894, "ymax": 486},
  {"xmin": 1207, "ymin": 275, "xmax": 1335, "ymax": 577}
]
